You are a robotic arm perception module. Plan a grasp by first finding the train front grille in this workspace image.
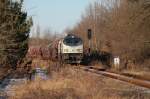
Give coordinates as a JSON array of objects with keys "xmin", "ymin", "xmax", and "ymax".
[{"xmin": 62, "ymin": 53, "xmax": 83, "ymax": 63}]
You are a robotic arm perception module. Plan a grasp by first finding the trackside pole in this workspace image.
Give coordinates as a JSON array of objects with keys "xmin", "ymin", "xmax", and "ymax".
[{"xmin": 87, "ymin": 29, "xmax": 92, "ymax": 56}]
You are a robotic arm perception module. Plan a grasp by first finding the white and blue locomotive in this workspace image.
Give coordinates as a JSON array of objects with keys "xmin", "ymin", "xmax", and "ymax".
[{"xmin": 49, "ymin": 34, "xmax": 83, "ymax": 64}]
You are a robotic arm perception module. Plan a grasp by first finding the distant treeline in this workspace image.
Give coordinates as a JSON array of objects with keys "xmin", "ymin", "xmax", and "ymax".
[{"xmin": 70, "ymin": 0, "xmax": 150, "ymax": 68}]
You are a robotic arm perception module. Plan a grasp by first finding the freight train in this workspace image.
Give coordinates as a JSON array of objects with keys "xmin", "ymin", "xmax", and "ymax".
[
  {"xmin": 28, "ymin": 34, "xmax": 84, "ymax": 64},
  {"xmin": 49, "ymin": 34, "xmax": 84, "ymax": 63}
]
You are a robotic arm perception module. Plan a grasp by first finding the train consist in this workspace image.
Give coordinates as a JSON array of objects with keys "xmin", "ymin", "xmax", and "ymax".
[
  {"xmin": 28, "ymin": 34, "xmax": 84, "ymax": 64},
  {"xmin": 49, "ymin": 34, "xmax": 83, "ymax": 63}
]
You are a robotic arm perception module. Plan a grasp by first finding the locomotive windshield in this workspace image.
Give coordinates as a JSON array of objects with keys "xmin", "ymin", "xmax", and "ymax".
[{"xmin": 63, "ymin": 35, "xmax": 82, "ymax": 46}]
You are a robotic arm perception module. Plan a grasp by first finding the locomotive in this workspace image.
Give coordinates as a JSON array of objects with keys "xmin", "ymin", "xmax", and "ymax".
[{"xmin": 49, "ymin": 34, "xmax": 84, "ymax": 64}]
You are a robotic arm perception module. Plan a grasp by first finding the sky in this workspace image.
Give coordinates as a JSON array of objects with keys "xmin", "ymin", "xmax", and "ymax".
[{"xmin": 24, "ymin": 0, "xmax": 94, "ymax": 36}]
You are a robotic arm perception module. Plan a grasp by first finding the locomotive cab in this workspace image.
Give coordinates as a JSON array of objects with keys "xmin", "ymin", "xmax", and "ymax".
[
  {"xmin": 60, "ymin": 34, "xmax": 83, "ymax": 64},
  {"xmin": 63, "ymin": 34, "xmax": 83, "ymax": 46}
]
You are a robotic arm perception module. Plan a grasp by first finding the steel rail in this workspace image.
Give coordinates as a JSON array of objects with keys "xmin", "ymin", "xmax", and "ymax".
[{"xmin": 78, "ymin": 66, "xmax": 150, "ymax": 89}]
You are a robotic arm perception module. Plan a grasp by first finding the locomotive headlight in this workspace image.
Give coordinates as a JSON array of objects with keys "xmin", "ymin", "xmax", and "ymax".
[
  {"xmin": 64, "ymin": 49, "xmax": 69, "ymax": 52},
  {"xmin": 77, "ymin": 49, "xmax": 82, "ymax": 52}
]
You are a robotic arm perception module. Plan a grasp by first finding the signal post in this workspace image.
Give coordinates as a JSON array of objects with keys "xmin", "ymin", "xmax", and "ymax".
[{"xmin": 87, "ymin": 29, "xmax": 92, "ymax": 56}]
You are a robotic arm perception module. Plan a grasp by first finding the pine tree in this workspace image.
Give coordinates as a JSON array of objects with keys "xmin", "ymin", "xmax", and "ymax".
[{"xmin": 0, "ymin": 0, "xmax": 33, "ymax": 68}]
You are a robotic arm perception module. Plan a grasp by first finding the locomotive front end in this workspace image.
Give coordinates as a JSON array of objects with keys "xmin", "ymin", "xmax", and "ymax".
[{"xmin": 61, "ymin": 34, "xmax": 83, "ymax": 63}]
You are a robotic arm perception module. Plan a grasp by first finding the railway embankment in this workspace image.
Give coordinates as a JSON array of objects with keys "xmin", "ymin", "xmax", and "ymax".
[
  {"xmin": 7, "ymin": 66, "xmax": 150, "ymax": 99},
  {"xmin": 1, "ymin": 57, "xmax": 149, "ymax": 99}
]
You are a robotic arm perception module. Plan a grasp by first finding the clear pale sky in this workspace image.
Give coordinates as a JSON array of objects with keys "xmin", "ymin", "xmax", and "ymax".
[{"xmin": 24, "ymin": 0, "xmax": 94, "ymax": 35}]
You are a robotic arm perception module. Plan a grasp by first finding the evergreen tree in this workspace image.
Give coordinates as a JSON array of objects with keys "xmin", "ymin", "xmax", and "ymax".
[{"xmin": 0, "ymin": 0, "xmax": 33, "ymax": 68}]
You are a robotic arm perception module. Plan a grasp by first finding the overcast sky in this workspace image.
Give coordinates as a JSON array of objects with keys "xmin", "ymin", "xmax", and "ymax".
[{"xmin": 23, "ymin": 0, "xmax": 94, "ymax": 36}]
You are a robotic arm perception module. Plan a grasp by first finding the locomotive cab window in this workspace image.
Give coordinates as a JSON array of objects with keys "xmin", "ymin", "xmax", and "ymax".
[{"xmin": 63, "ymin": 35, "xmax": 82, "ymax": 46}]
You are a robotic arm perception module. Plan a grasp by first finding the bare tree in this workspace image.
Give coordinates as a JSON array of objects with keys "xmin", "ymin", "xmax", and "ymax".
[{"xmin": 72, "ymin": 0, "xmax": 150, "ymax": 69}]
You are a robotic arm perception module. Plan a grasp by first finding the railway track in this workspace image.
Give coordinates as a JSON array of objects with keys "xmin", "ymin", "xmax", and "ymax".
[{"xmin": 77, "ymin": 66, "xmax": 150, "ymax": 89}]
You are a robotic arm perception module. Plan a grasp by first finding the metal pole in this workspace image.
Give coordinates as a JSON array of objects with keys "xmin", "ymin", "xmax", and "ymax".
[
  {"xmin": 89, "ymin": 39, "xmax": 91, "ymax": 55},
  {"xmin": 87, "ymin": 29, "xmax": 92, "ymax": 56}
]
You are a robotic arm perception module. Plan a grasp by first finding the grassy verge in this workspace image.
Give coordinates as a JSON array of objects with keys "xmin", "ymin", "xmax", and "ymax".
[{"xmin": 9, "ymin": 66, "xmax": 150, "ymax": 99}]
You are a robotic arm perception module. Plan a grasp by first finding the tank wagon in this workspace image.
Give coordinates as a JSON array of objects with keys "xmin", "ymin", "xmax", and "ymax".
[
  {"xmin": 27, "ymin": 46, "xmax": 42, "ymax": 58},
  {"xmin": 27, "ymin": 46, "xmax": 50, "ymax": 59},
  {"xmin": 49, "ymin": 34, "xmax": 84, "ymax": 64}
]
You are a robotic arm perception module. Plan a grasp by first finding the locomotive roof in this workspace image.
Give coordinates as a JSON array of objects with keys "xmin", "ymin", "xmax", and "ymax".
[{"xmin": 65, "ymin": 34, "xmax": 80, "ymax": 39}]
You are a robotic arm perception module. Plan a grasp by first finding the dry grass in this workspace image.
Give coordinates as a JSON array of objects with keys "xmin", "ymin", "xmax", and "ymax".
[
  {"xmin": 31, "ymin": 59, "xmax": 51, "ymax": 69},
  {"xmin": 8, "ymin": 66, "xmax": 150, "ymax": 99}
]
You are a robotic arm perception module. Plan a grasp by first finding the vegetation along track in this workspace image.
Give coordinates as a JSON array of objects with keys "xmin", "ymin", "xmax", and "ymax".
[
  {"xmin": 77, "ymin": 66, "xmax": 150, "ymax": 89},
  {"xmin": 0, "ymin": 68, "xmax": 12, "ymax": 84}
]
